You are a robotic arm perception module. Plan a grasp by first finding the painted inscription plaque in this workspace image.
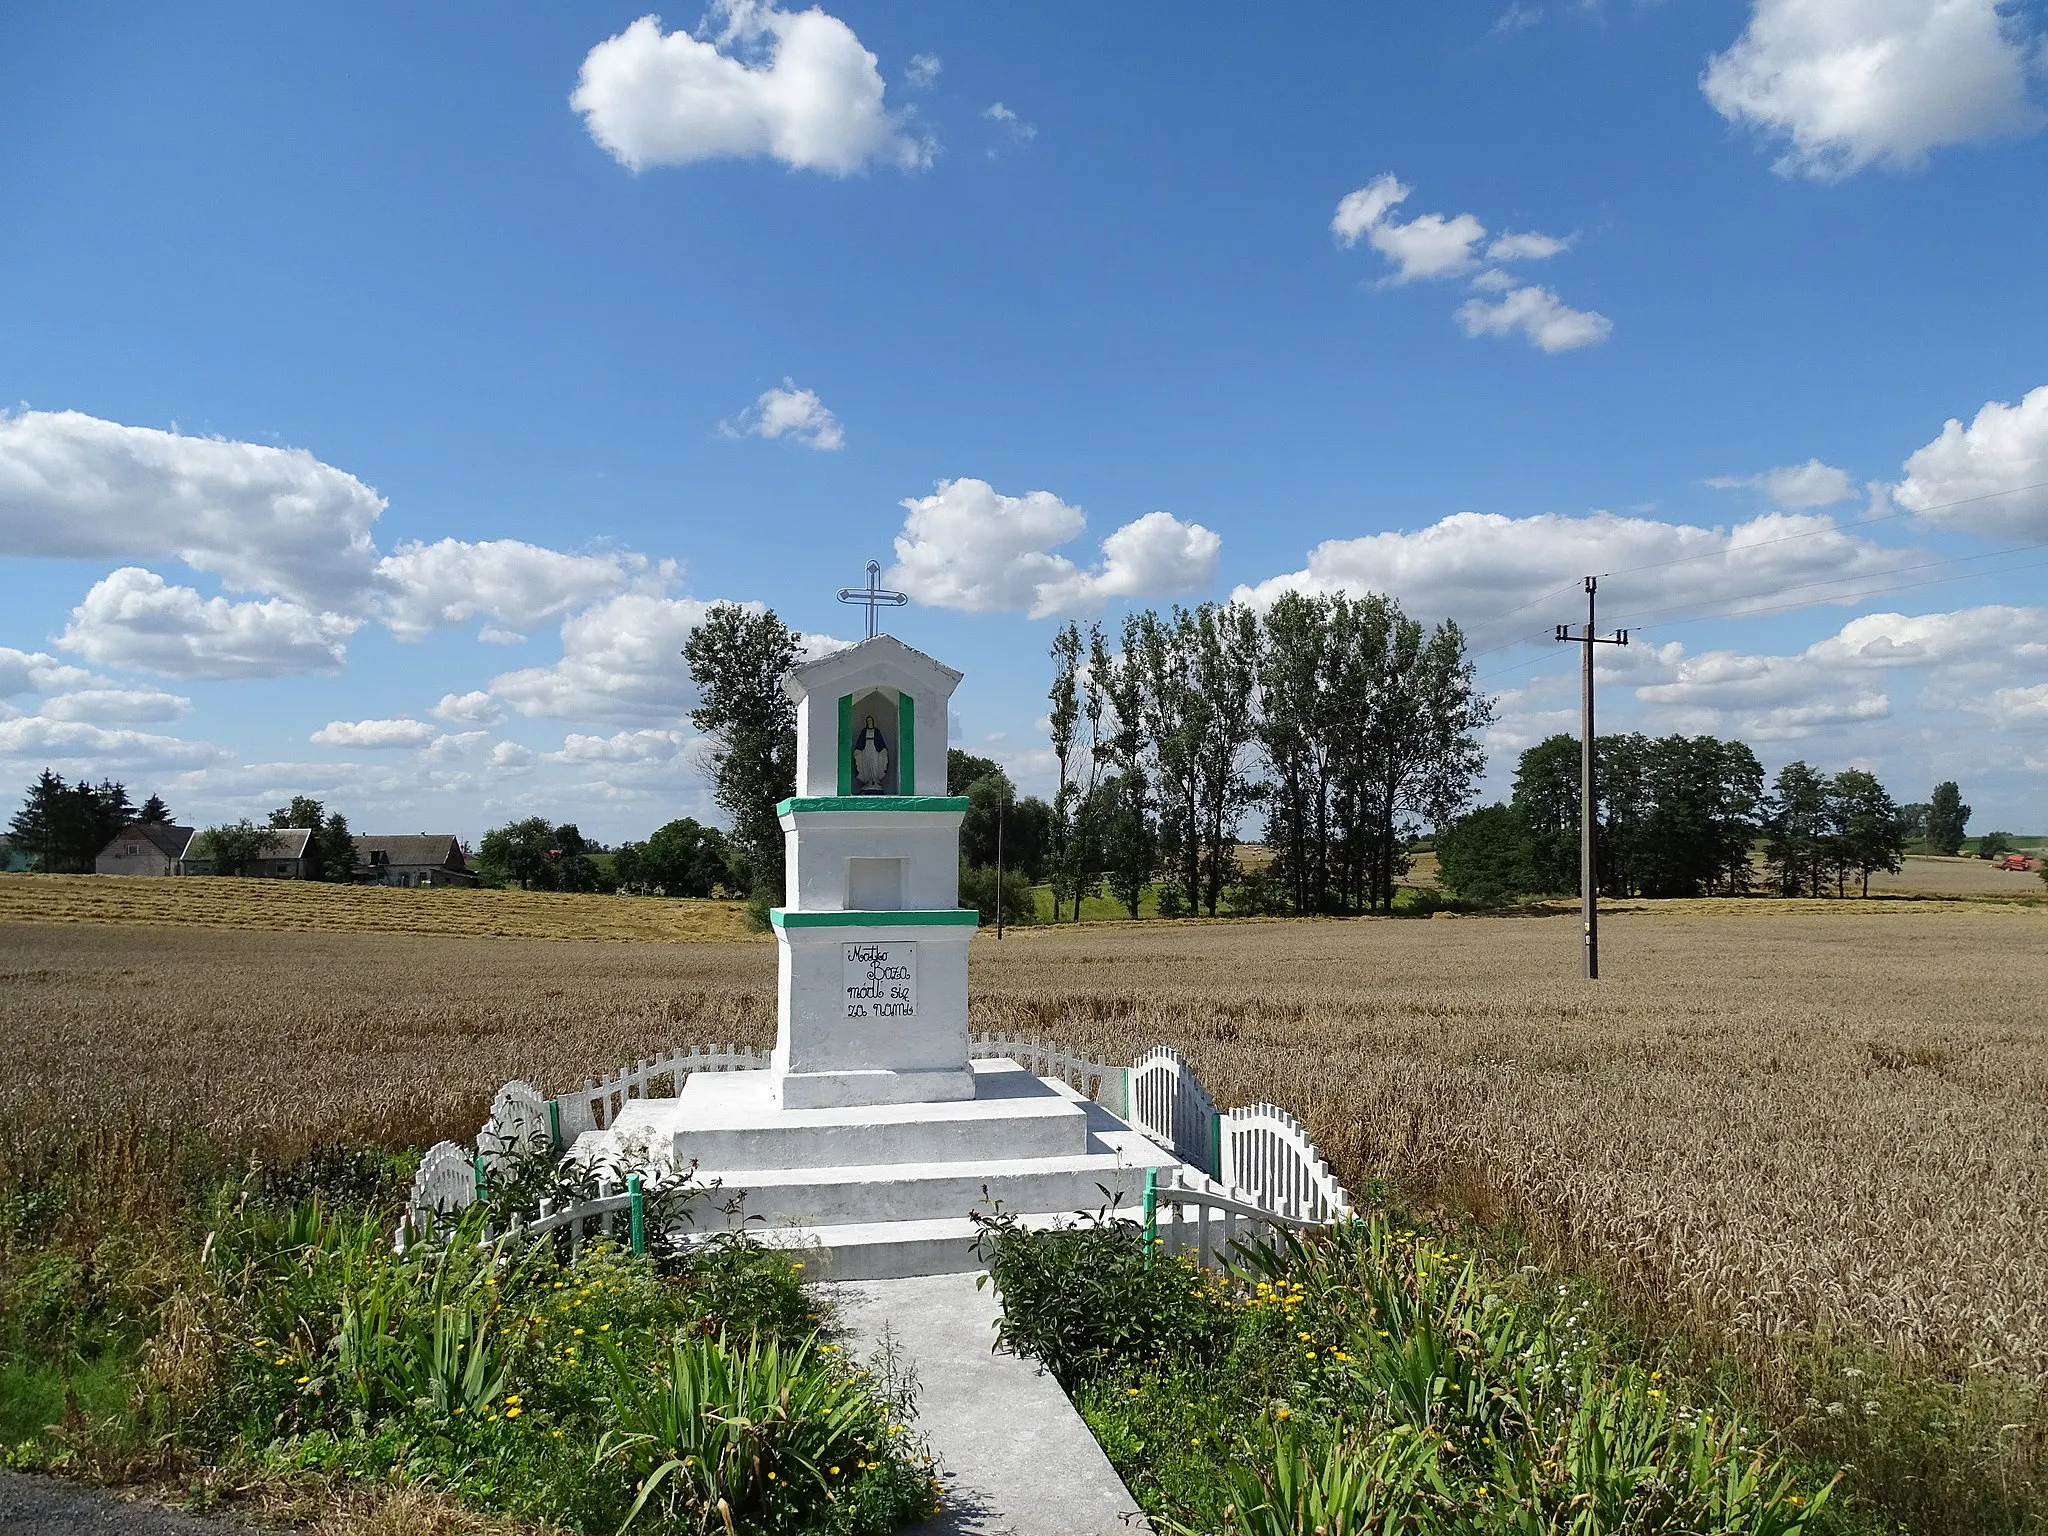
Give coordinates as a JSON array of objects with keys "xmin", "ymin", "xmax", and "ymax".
[{"xmin": 842, "ymin": 940, "xmax": 917, "ymax": 1020}]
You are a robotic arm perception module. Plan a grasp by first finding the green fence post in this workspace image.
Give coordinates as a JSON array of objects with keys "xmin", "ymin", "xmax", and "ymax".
[
  {"xmin": 1209, "ymin": 1109, "xmax": 1223, "ymax": 1182},
  {"xmin": 1142, "ymin": 1167, "xmax": 1158, "ymax": 1267},
  {"xmin": 473, "ymin": 1152, "xmax": 487, "ymax": 1203},
  {"xmin": 547, "ymin": 1099, "xmax": 562, "ymax": 1153},
  {"xmin": 627, "ymin": 1173, "xmax": 646, "ymax": 1256}
]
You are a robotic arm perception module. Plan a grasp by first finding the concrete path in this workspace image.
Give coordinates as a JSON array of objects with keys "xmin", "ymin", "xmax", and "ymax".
[{"xmin": 826, "ymin": 1272, "xmax": 1151, "ymax": 1536}]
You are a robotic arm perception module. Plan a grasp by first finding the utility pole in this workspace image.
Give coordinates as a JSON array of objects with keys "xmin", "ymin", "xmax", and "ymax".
[
  {"xmin": 1555, "ymin": 576, "xmax": 1628, "ymax": 979},
  {"xmin": 995, "ymin": 787, "xmax": 1006, "ymax": 940}
]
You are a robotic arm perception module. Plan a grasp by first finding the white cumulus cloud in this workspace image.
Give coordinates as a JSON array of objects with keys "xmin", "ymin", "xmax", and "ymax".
[
  {"xmin": 432, "ymin": 690, "xmax": 506, "ymax": 727},
  {"xmin": 58, "ymin": 567, "xmax": 360, "ymax": 680},
  {"xmin": 0, "ymin": 716, "xmax": 222, "ymax": 770},
  {"xmin": 375, "ymin": 539, "xmax": 649, "ymax": 642},
  {"xmin": 1895, "ymin": 384, "xmax": 2048, "ymax": 537},
  {"xmin": 718, "ymin": 380, "xmax": 845, "ymax": 449},
  {"xmin": 0, "ymin": 409, "xmax": 384, "ymax": 608},
  {"xmin": 1486, "ymin": 231, "xmax": 1572, "ymax": 261},
  {"xmin": 1236, "ymin": 507, "xmax": 1918, "ymax": 649},
  {"xmin": 571, "ymin": 4, "xmax": 931, "ymax": 176},
  {"xmin": 1333, "ymin": 176, "xmax": 1602, "ymax": 348},
  {"xmin": 310, "ymin": 718, "xmax": 439, "ymax": 749},
  {"xmin": 0, "ymin": 647, "xmax": 94, "ymax": 698},
  {"xmin": 1977, "ymin": 681, "xmax": 2048, "ymax": 721},
  {"xmin": 1630, "ymin": 604, "xmax": 2048, "ymax": 740},
  {"xmin": 491, "ymin": 591, "xmax": 725, "ymax": 724},
  {"xmin": 1702, "ymin": 0, "xmax": 2045, "ymax": 179},
  {"xmin": 886, "ymin": 479, "xmax": 1218, "ymax": 619},
  {"xmin": 904, "ymin": 53, "xmax": 940, "ymax": 88},
  {"xmin": 1707, "ymin": 458, "xmax": 1857, "ymax": 508},
  {"xmin": 544, "ymin": 729, "xmax": 693, "ymax": 765},
  {"xmin": 1331, "ymin": 175, "xmax": 1486, "ymax": 283},
  {"xmin": 1455, "ymin": 284, "xmax": 1612, "ymax": 351},
  {"xmin": 39, "ymin": 688, "xmax": 191, "ymax": 724}
]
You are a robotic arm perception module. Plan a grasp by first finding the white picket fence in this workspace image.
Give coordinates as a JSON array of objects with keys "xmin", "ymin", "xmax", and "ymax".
[
  {"xmin": 1221, "ymin": 1101, "xmax": 1351, "ymax": 1224},
  {"xmin": 480, "ymin": 1080, "xmax": 552, "ymax": 1173},
  {"xmin": 1129, "ymin": 1044, "xmax": 1222, "ymax": 1177},
  {"xmin": 397, "ymin": 1166, "xmax": 642, "ymax": 1258},
  {"xmin": 407, "ymin": 1139, "xmax": 479, "ymax": 1236},
  {"xmin": 555, "ymin": 1044, "xmax": 769, "ymax": 1138},
  {"xmin": 398, "ymin": 1033, "xmax": 1349, "ymax": 1256},
  {"xmin": 968, "ymin": 1031, "xmax": 1130, "ymax": 1116},
  {"xmin": 1146, "ymin": 1163, "xmax": 1315, "ymax": 1271}
]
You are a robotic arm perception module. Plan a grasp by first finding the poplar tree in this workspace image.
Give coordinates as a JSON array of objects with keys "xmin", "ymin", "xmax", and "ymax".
[
  {"xmin": 683, "ymin": 605, "xmax": 801, "ymax": 902},
  {"xmin": 1925, "ymin": 780, "xmax": 1970, "ymax": 857},
  {"xmin": 1045, "ymin": 622, "xmax": 1083, "ymax": 921}
]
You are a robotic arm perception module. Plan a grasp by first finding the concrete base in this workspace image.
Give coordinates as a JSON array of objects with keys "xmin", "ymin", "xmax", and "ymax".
[
  {"xmin": 574, "ymin": 1059, "xmax": 1182, "ymax": 1280},
  {"xmin": 775, "ymin": 1063, "xmax": 977, "ymax": 1110},
  {"xmin": 605, "ymin": 1060, "xmax": 1092, "ymax": 1173}
]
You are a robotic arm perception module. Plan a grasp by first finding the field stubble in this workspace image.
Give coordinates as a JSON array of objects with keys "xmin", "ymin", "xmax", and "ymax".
[{"xmin": 4, "ymin": 902, "xmax": 2045, "ymax": 1520}]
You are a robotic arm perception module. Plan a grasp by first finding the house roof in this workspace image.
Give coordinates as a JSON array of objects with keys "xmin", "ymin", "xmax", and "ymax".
[
  {"xmin": 353, "ymin": 834, "xmax": 465, "ymax": 868},
  {"xmin": 101, "ymin": 822, "xmax": 197, "ymax": 859},
  {"xmin": 261, "ymin": 828, "xmax": 314, "ymax": 859},
  {"xmin": 782, "ymin": 633, "xmax": 963, "ymax": 704}
]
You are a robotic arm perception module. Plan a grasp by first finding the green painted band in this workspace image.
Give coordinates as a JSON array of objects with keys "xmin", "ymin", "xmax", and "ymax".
[
  {"xmin": 836, "ymin": 694, "xmax": 854, "ymax": 797},
  {"xmin": 776, "ymin": 795, "xmax": 969, "ymax": 816},
  {"xmin": 769, "ymin": 907, "xmax": 981, "ymax": 929},
  {"xmin": 899, "ymin": 691, "xmax": 916, "ymax": 795}
]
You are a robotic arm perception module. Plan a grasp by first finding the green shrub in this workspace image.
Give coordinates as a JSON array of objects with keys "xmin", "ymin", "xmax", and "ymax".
[
  {"xmin": 991, "ymin": 1213, "xmax": 1848, "ymax": 1535},
  {"xmin": 970, "ymin": 1204, "xmax": 1234, "ymax": 1391}
]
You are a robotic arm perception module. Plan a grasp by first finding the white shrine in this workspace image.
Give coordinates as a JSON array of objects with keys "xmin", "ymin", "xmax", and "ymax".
[{"xmin": 580, "ymin": 631, "xmax": 1179, "ymax": 1278}]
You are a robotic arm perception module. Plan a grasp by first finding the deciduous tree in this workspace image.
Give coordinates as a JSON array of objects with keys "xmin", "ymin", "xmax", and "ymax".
[
  {"xmin": 1926, "ymin": 780, "xmax": 1970, "ymax": 856},
  {"xmin": 683, "ymin": 605, "xmax": 801, "ymax": 901},
  {"xmin": 197, "ymin": 820, "xmax": 281, "ymax": 877},
  {"xmin": 1435, "ymin": 802, "xmax": 1538, "ymax": 908},
  {"xmin": 1829, "ymin": 769, "xmax": 1906, "ymax": 897}
]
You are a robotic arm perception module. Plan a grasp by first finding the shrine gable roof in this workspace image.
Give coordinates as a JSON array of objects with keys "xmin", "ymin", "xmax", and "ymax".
[{"xmin": 783, "ymin": 633, "xmax": 962, "ymax": 704}]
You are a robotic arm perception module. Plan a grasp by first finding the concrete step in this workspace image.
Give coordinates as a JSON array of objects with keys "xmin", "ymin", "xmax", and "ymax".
[
  {"xmin": 698, "ymin": 1141, "xmax": 1172, "ymax": 1229},
  {"xmin": 589, "ymin": 1060, "xmax": 1092, "ymax": 1173},
  {"xmin": 744, "ymin": 1212, "xmax": 1083, "ymax": 1282}
]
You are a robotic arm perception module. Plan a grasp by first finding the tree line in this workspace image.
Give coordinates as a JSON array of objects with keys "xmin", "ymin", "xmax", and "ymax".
[
  {"xmin": 673, "ymin": 594, "xmax": 1493, "ymax": 923},
  {"xmin": 1043, "ymin": 591, "xmax": 1490, "ymax": 919},
  {"xmin": 7, "ymin": 771, "xmax": 166, "ymax": 872},
  {"xmin": 5, "ymin": 773, "xmax": 357, "ymax": 878},
  {"xmin": 473, "ymin": 815, "xmax": 733, "ymax": 897},
  {"xmin": 1437, "ymin": 735, "xmax": 1986, "ymax": 905}
]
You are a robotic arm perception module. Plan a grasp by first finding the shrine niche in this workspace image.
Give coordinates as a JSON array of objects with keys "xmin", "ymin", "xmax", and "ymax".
[{"xmin": 847, "ymin": 687, "xmax": 902, "ymax": 795}]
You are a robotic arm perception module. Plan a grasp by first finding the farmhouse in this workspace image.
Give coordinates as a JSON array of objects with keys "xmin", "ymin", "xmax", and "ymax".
[
  {"xmin": 175, "ymin": 827, "xmax": 317, "ymax": 879},
  {"xmin": 94, "ymin": 823, "xmax": 198, "ymax": 877},
  {"xmin": 352, "ymin": 834, "xmax": 473, "ymax": 888}
]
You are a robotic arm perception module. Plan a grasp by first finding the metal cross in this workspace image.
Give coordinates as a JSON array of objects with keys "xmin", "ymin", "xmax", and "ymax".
[{"xmin": 836, "ymin": 559, "xmax": 909, "ymax": 639}]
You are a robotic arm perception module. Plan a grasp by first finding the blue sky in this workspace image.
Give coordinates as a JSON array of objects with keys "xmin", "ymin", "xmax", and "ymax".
[{"xmin": 3, "ymin": 0, "xmax": 2046, "ymax": 841}]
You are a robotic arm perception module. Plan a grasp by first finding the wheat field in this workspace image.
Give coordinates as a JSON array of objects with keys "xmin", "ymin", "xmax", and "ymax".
[
  {"xmin": 4, "ymin": 895, "xmax": 2045, "ymax": 1516},
  {"xmin": 0, "ymin": 873, "xmax": 758, "ymax": 942}
]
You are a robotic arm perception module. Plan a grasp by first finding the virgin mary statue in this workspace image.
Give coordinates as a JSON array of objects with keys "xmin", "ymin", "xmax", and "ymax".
[{"xmin": 851, "ymin": 715, "xmax": 890, "ymax": 793}]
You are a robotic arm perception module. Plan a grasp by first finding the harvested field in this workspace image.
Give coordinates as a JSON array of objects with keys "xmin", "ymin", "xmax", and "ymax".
[
  {"xmin": 1868, "ymin": 853, "xmax": 2048, "ymax": 898},
  {"xmin": 5, "ymin": 902, "xmax": 2045, "ymax": 1522},
  {"xmin": 0, "ymin": 873, "xmax": 755, "ymax": 942}
]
